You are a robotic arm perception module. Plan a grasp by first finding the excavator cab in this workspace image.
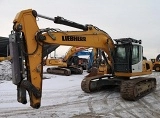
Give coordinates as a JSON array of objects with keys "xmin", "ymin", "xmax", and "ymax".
[{"xmin": 114, "ymin": 38, "xmax": 142, "ymax": 73}]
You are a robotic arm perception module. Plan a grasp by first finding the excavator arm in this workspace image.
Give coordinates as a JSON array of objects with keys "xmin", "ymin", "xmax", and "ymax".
[{"xmin": 10, "ymin": 9, "xmax": 114, "ymax": 108}]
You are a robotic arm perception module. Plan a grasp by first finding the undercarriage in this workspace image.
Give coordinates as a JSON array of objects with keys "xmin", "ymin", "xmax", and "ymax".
[{"xmin": 81, "ymin": 72, "xmax": 156, "ymax": 101}]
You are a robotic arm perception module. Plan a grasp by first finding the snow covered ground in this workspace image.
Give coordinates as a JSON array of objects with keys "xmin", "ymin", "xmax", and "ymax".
[
  {"xmin": 1, "ymin": 61, "xmax": 160, "ymax": 118},
  {"xmin": 0, "ymin": 60, "xmax": 12, "ymax": 81}
]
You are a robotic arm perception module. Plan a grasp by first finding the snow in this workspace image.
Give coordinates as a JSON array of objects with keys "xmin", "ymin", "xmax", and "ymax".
[
  {"xmin": 1, "ymin": 61, "xmax": 160, "ymax": 117},
  {"xmin": 0, "ymin": 60, "xmax": 12, "ymax": 81}
]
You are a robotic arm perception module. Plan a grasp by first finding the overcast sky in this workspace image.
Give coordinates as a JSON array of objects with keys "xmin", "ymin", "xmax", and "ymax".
[{"xmin": 0, "ymin": 0, "xmax": 160, "ymax": 59}]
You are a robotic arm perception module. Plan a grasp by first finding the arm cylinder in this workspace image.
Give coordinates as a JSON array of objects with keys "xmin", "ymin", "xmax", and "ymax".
[
  {"xmin": 37, "ymin": 13, "xmax": 55, "ymax": 21},
  {"xmin": 37, "ymin": 12, "xmax": 88, "ymax": 30},
  {"xmin": 54, "ymin": 16, "xmax": 88, "ymax": 31}
]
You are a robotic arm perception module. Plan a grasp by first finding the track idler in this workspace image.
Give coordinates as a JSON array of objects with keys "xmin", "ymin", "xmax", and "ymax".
[
  {"xmin": 81, "ymin": 67, "xmax": 116, "ymax": 93},
  {"xmin": 81, "ymin": 67, "xmax": 103, "ymax": 92}
]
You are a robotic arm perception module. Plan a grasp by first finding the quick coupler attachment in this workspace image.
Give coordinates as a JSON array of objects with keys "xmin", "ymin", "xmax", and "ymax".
[
  {"xmin": 17, "ymin": 86, "xmax": 27, "ymax": 104},
  {"xmin": 20, "ymin": 80, "xmax": 41, "ymax": 98}
]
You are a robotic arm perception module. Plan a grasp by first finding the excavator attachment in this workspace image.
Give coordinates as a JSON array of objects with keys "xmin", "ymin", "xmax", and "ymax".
[
  {"xmin": 9, "ymin": 31, "xmax": 42, "ymax": 109},
  {"xmin": 9, "ymin": 33, "xmax": 27, "ymax": 104}
]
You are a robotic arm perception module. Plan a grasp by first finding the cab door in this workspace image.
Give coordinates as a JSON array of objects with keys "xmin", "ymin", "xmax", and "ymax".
[{"xmin": 131, "ymin": 45, "xmax": 142, "ymax": 72}]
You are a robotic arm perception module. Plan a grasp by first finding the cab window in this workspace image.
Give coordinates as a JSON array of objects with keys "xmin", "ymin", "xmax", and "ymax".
[
  {"xmin": 132, "ymin": 45, "xmax": 141, "ymax": 64},
  {"xmin": 116, "ymin": 47, "xmax": 126, "ymax": 59}
]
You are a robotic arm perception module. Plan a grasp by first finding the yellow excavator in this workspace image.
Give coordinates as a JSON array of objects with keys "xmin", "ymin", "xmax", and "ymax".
[
  {"xmin": 150, "ymin": 54, "xmax": 160, "ymax": 72},
  {"xmin": 9, "ymin": 9, "xmax": 156, "ymax": 109},
  {"xmin": 45, "ymin": 46, "xmax": 89, "ymax": 76}
]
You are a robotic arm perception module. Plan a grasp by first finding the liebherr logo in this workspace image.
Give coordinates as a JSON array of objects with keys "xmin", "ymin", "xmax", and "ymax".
[{"xmin": 62, "ymin": 36, "xmax": 86, "ymax": 41}]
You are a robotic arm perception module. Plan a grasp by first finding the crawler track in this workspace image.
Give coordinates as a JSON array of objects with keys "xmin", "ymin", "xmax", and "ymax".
[
  {"xmin": 47, "ymin": 67, "xmax": 83, "ymax": 76},
  {"xmin": 120, "ymin": 77, "xmax": 156, "ymax": 101},
  {"xmin": 47, "ymin": 67, "xmax": 71, "ymax": 76}
]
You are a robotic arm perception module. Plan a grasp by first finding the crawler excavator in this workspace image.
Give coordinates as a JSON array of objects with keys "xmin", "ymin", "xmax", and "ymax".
[
  {"xmin": 45, "ymin": 46, "xmax": 89, "ymax": 76},
  {"xmin": 9, "ymin": 9, "xmax": 156, "ymax": 109},
  {"xmin": 150, "ymin": 54, "xmax": 160, "ymax": 72}
]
